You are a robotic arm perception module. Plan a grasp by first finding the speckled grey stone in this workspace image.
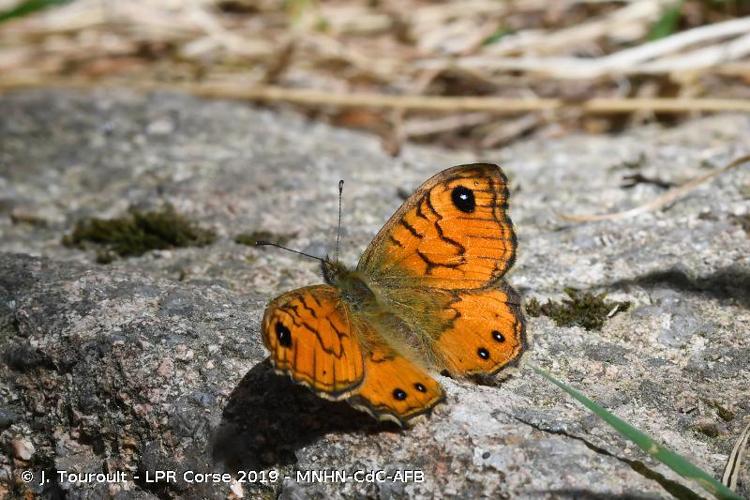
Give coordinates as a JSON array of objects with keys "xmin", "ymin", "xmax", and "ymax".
[{"xmin": 0, "ymin": 89, "xmax": 748, "ymax": 499}]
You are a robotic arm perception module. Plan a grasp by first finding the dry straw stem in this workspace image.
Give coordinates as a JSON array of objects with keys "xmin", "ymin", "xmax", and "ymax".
[
  {"xmin": 108, "ymin": 85, "xmax": 750, "ymax": 114},
  {"xmin": 559, "ymin": 154, "xmax": 750, "ymax": 223},
  {"xmin": 402, "ymin": 112, "xmax": 493, "ymax": 137},
  {"xmin": 480, "ymin": 114, "xmax": 542, "ymax": 148},
  {"xmin": 635, "ymin": 32, "xmax": 750, "ymax": 74},
  {"xmin": 722, "ymin": 420, "xmax": 750, "ymax": 491},
  {"xmin": 2, "ymin": 78, "xmax": 750, "ymax": 115}
]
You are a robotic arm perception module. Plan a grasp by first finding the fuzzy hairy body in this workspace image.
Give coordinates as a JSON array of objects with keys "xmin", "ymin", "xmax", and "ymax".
[{"xmin": 324, "ymin": 259, "xmax": 462, "ymax": 374}]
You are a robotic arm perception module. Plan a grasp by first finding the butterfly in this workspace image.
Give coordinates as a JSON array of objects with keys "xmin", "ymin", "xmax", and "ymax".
[{"xmin": 260, "ymin": 163, "xmax": 526, "ymax": 426}]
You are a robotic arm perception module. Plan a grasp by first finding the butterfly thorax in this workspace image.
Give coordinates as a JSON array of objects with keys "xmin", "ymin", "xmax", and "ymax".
[{"xmin": 322, "ymin": 259, "xmax": 377, "ymax": 312}]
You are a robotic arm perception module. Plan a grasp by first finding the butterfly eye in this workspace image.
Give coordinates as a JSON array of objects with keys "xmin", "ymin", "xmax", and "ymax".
[
  {"xmin": 477, "ymin": 347, "xmax": 490, "ymax": 360},
  {"xmin": 492, "ymin": 330, "xmax": 505, "ymax": 342},
  {"xmin": 275, "ymin": 322, "xmax": 292, "ymax": 348},
  {"xmin": 451, "ymin": 185, "xmax": 475, "ymax": 213},
  {"xmin": 393, "ymin": 388, "xmax": 408, "ymax": 400}
]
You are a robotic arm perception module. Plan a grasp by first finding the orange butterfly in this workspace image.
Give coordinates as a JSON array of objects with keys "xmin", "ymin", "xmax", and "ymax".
[{"xmin": 261, "ymin": 163, "xmax": 527, "ymax": 426}]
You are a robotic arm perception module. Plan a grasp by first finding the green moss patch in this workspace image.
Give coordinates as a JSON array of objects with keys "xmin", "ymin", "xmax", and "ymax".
[
  {"xmin": 525, "ymin": 288, "xmax": 630, "ymax": 331},
  {"xmin": 234, "ymin": 230, "xmax": 295, "ymax": 247},
  {"xmin": 63, "ymin": 205, "xmax": 216, "ymax": 261}
]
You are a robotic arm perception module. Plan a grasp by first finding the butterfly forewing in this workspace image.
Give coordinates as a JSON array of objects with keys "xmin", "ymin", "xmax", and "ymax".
[
  {"xmin": 347, "ymin": 319, "xmax": 445, "ymax": 425},
  {"xmin": 262, "ymin": 285, "xmax": 365, "ymax": 399},
  {"xmin": 357, "ymin": 163, "xmax": 526, "ymax": 378},
  {"xmin": 357, "ymin": 163, "xmax": 516, "ymax": 290}
]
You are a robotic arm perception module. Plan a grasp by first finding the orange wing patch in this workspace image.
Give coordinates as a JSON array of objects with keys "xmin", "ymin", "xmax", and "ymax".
[
  {"xmin": 262, "ymin": 285, "xmax": 364, "ymax": 399},
  {"xmin": 433, "ymin": 284, "xmax": 526, "ymax": 376},
  {"xmin": 349, "ymin": 342, "xmax": 444, "ymax": 426},
  {"xmin": 358, "ymin": 163, "xmax": 516, "ymax": 290}
]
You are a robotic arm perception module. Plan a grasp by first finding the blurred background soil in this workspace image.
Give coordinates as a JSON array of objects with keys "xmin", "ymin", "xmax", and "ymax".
[{"xmin": 1, "ymin": 0, "xmax": 749, "ymax": 154}]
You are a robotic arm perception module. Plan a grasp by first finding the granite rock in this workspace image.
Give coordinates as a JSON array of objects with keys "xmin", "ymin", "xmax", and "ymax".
[{"xmin": 0, "ymin": 90, "xmax": 748, "ymax": 498}]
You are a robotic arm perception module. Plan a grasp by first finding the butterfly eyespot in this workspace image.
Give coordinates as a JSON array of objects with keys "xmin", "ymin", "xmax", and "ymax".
[
  {"xmin": 492, "ymin": 330, "xmax": 505, "ymax": 342},
  {"xmin": 477, "ymin": 347, "xmax": 490, "ymax": 360},
  {"xmin": 414, "ymin": 383, "xmax": 427, "ymax": 393},
  {"xmin": 393, "ymin": 388, "xmax": 407, "ymax": 400},
  {"xmin": 451, "ymin": 185, "xmax": 475, "ymax": 213},
  {"xmin": 275, "ymin": 322, "xmax": 292, "ymax": 348}
]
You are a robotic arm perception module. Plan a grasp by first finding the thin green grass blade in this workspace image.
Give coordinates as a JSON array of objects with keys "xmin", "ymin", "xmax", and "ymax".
[
  {"xmin": 648, "ymin": 0, "xmax": 684, "ymax": 40},
  {"xmin": 0, "ymin": 0, "xmax": 72, "ymax": 23},
  {"xmin": 482, "ymin": 28, "xmax": 512, "ymax": 46},
  {"xmin": 531, "ymin": 364, "xmax": 742, "ymax": 500}
]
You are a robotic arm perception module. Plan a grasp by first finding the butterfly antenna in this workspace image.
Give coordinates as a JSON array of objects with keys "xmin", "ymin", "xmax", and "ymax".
[
  {"xmin": 334, "ymin": 179, "xmax": 344, "ymax": 262},
  {"xmin": 255, "ymin": 241, "xmax": 324, "ymax": 262}
]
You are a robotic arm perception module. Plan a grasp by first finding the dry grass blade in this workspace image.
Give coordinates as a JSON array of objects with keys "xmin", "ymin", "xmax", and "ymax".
[
  {"xmin": 419, "ymin": 15, "xmax": 750, "ymax": 78},
  {"xmin": 637, "ymin": 32, "xmax": 750, "ymax": 74},
  {"xmin": 403, "ymin": 112, "xmax": 492, "ymax": 137},
  {"xmin": 480, "ymin": 114, "xmax": 541, "ymax": 148},
  {"xmin": 722, "ymin": 420, "xmax": 750, "ymax": 491},
  {"xmin": 559, "ymin": 154, "xmax": 750, "ymax": 223},
  {"xmin": 602, "ymin": 15, "xmax": 750, "ymax": 69},
  {"xmin": 183, "ymin": 83, "xmax": 564, "ymax": 111}
]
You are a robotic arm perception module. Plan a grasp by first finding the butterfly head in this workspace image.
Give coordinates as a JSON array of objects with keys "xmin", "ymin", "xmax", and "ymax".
[
  {"xmin": 322, "ymin": 257, "xmax": 378, "ymax": 312},
  {"xmin": 321, "ymin": 257, "xmax": 348, "ymax": 285}
]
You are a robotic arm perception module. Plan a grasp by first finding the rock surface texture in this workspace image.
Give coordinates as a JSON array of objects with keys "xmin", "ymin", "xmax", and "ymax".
[{"xmin": 0, "ymin": 90, "xmax": 748, "ymax": 499}]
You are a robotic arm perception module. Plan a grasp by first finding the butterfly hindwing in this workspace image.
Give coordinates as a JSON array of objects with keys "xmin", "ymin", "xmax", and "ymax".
[
  {"xmin": 263, "ymin": 286, "xmax": 444, "ymax": 424},
  {"xmin": 262, "ymin": 285, "xmax": 365, "ymax": 399},
  {"xmin": 433, "ymin": 283, "xmax": 526, "ymax": 376},
  {"xmin": 348, "ymin": 321, "xmax": 445, "ymax": 426},
  {"xmin": 358, "ymin": 163, "xmax": 516, "ymax": 290}
]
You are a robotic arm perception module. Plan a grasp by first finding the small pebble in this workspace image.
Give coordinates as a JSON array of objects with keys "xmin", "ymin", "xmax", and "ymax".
[{"xmin": 11, "ymin": 438, "xmax": 34, "ymax": 460}]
